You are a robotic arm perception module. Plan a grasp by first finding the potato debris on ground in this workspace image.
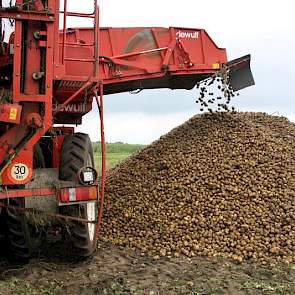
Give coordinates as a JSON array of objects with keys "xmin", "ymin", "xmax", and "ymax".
[{"xmin": 102, "ymin": 112, "xmax": 295, "ymax": 264}]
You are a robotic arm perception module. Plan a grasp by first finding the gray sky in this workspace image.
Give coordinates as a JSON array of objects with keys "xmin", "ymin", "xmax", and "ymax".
[{"xmin": 3, "ymin": 0, "xmax": 295, "ymax": 143}]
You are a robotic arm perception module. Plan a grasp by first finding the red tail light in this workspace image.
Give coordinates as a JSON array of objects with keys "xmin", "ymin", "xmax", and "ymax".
[{"xmin": 59, "ymin": 186, "xmax": 98, "ymax": 204}]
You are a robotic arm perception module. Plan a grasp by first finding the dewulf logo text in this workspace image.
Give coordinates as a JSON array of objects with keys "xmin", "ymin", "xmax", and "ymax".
[
  {"xmin": 176, "ymin": 30, "xmax": 199, "ymax": 39},
  {"xmin": 52, "ymin": 103, "xmax": 87, "ymax": 113}
]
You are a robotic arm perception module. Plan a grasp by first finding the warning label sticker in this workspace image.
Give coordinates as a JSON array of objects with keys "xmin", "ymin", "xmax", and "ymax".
[{"xmin": 9, "ymin": 108, "xmax": 17, "ymax": 120}]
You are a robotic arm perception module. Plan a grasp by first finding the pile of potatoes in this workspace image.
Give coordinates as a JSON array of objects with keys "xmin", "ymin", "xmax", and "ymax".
[{"xmin": 102, "ymin": 112, "xmax": 295, "ymax": 264}]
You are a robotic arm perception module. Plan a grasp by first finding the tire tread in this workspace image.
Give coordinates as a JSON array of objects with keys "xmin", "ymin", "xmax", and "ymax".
[{"xmin": 59, "ymin": 133, "xmax": 97, "ymax": 258}]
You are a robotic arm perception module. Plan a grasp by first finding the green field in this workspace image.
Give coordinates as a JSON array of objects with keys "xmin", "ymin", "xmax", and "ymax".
[{"xmin": 93, "ymin": 142, "xmax": 145, "ymax": 171}]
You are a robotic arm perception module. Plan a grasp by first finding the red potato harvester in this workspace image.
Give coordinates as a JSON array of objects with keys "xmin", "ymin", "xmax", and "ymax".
[{"xmin": 0, "ymin": 0, "xmax": 254, "ymax": 260}]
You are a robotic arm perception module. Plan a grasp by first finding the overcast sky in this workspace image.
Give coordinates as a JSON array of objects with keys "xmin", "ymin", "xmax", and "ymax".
[{"xmin": 3, "ymin": 0, "xmax": 295, "ymax": 143}]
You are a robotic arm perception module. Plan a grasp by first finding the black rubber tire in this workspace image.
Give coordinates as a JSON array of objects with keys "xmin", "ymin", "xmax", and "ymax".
[
  {"xmin": 0, "ymin": 206, "xmax": 6, "ymax": 250},
  {"xmin": 33, "ymin": 143, "xmax": 46, "ymax": 168},
  {"xmin": 5, "ymin": 197, "xmax": 32, "ymax": 261},
  {"xmin": 0, "ymin": 143, "xmax": 44, "ymax": 261},
  {"xmin": 59, "ymin": 133, "xmax": 97, "ymax": 258}
]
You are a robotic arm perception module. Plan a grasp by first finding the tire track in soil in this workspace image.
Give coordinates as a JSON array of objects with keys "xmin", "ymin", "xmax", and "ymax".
[{"xmin": 0, "ymin": 239, "xmax": 294, "ymax": 295}]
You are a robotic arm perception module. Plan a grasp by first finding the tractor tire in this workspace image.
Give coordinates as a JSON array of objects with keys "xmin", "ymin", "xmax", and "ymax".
[
  {"xmin": 5, "ymin": 197, "xmax": 32, "ymax": 261},
  {"xmin": 59, "ymin": 133, "xmax": 97, "ymax": 258},
  {"xmin": 0, "ymin": 143, "xmax": 44, "ymax": 261},
  {"xmin": 0, "ymin": 207, "xmax": 6, "ymax": 252},
  {"xmin": 33, "ymin": 143, "xmax": 46, "ymax": 168}
]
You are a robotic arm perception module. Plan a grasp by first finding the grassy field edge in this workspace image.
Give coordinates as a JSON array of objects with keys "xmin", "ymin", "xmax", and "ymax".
[{"xmin": 93, "ymin": 142, "xmax": 145, "ymax": 170}]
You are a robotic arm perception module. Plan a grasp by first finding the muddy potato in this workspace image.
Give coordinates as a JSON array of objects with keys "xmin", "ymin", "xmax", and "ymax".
[{"xmin": 102, "ymin": 112, "xmax": 295, "ymax": 264}]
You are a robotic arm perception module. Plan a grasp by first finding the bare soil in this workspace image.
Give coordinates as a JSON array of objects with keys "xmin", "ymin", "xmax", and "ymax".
[{"xmin": 0, "ymin": 238, "xmax": 294, "ymax": 295}]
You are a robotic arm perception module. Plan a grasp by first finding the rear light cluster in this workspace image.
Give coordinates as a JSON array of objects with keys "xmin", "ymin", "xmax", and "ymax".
[{"xmin": 59, "ymin": 186, "xmax": 98, "ymax": 204}]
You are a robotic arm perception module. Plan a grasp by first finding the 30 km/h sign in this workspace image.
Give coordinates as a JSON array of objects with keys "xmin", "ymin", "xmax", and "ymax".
[{"xmin": 10, "ymin": 163, "xmax": 30, "ymax": 182}]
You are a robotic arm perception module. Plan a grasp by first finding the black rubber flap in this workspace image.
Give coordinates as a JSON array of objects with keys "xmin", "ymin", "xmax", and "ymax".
[{"xmin": 227, "ymin": 54, "xmax": 255, "ymax": 91}]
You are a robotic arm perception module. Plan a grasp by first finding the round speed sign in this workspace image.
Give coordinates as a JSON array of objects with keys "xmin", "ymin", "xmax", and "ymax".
[{"xmin": 10, "ymin": 163, "xmax": 30, "ymax": 182}]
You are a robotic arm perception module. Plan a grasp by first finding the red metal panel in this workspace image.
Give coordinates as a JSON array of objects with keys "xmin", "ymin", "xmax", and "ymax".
[
  {"xmin": 0, "ymin": 103, "xmax": 22, "ymax": 124},
  {"xmin": 0, "ymin": 187, "xmax": 54, "ymax": 200},
  {"xmin": 0, "ymin": 0, "xmax": 59, "ymax": 185},
  {"xmin": 52, "ymin": 135, "xmax": 65, "ymax": 168},
  {"xmin": 0, "ymin": 185, "xmax": 98, "ymax": 203},
  {"xmin": 0, "ymin": 11, "xmax": 55, "ymax": 22},
  {"xmin": 52, "ymin": 126, "xmax": 75, "ymax": 168},
  {"xmin": 56, "ymin": 27, "xmax": 227, "ymax": 85},
  {"xmin": 45, "ymin": 26, "xmax": 228, "ymax": 115}
]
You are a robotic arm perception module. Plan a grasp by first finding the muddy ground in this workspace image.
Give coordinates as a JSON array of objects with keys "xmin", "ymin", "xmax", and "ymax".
[{"xmin": 0, "ymin": 237, "xmax": 294, "ymax": 295}]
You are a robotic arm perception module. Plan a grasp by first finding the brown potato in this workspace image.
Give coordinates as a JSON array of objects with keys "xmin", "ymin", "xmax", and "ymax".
[{"xmin": 102, "ymin": 112, "xmax": 295, "ymax": 264}]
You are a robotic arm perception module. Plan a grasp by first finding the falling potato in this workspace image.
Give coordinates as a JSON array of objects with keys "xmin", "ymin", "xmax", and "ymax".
[{"xmin": 196, "ymin": 65, "xmax": 239, "ymax": 113}]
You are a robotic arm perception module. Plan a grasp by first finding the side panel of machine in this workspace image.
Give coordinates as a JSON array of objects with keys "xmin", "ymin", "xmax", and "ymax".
[{"xmin": 58, "ymin": 27, "xmax": 227, "ymax": 82}]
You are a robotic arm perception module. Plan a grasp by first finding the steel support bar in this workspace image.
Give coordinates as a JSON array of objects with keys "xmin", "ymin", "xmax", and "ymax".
[
  {"xmin": 93, "ymin": 84, "xmax": 106, "ymax": 241},
  {"xmin": 162, "ymin": 39, "xmax": 177, "ymax": 67},
  {"xmin": 111, "ymin": 47, "xmax": 168, "ymax": 59},
  {"xmin": 58, "ymin": 42, "xmax": 95, "ymax": 47},
  {"xmin": 0, "ymin": 203, "xmax": 95, "ymax": 224},
  {"xmin": 0, "ymin": 11, "xmax": 54, "ymax": 22},
  {"xmin": 0, "ymin": 187, "xmax": 55, "ymax": 200},
  {"xmin": 64, "ymin": 57, "xmax": 95, "ymax": 62},
  {"xmin": 59, "ymin": 11, "xmax": 95, "ymax": 18}
]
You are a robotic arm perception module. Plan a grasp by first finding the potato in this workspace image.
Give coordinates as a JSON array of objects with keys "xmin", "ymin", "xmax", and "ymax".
[{"xmin": 102, "ymin": 112, "xmax": 295, "ymax": 264}]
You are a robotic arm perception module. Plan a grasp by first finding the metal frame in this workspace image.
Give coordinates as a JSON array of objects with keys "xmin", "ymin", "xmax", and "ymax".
[
  {"xmin": 0, "ymin": 0, "xmax": 101, "ymax": 185},
  {"xmin": 0, "ymin": 1, "xmax": 105, "ymax": 243}
]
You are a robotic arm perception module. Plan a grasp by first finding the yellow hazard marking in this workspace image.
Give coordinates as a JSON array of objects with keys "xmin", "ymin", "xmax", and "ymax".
[
  {"xmin": 212, "ymin": 63, "xmax": 220, "ymax": 69},
  {"xmin": 9, "ymin": 108, "xmax": 17, "ymax": 120}
]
